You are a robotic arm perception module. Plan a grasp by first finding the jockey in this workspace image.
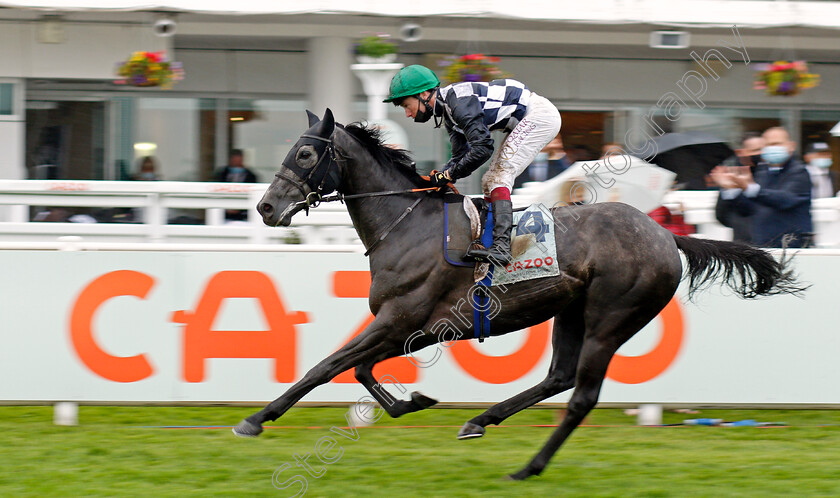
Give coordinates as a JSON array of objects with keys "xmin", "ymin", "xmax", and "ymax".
[{"xmin": 385, "ymin": 64, "xmax": 561, "ymax": 265}]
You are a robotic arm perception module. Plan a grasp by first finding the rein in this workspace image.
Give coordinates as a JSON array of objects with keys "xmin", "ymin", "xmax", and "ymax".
[{"xmin": 289, "ymin": 187, "xmax": 442, "ymax": 257}]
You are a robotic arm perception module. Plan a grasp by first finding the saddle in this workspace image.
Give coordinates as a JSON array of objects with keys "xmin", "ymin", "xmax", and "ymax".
[
  {"xmin": 443, "ymin": 194, "xmax": 562, "ymax": 286},
  {"xmin": 443, "ymin": 193, "xmax": 486, "ymax": 268}
]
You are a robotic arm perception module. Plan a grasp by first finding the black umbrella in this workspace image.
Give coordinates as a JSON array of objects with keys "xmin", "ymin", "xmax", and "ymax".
[{"xmin": 639, "ymin": 132, "xmax": 735, "ymax": 190}]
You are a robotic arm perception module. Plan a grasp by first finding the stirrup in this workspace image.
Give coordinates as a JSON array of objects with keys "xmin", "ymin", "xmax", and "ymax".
[
  {"xmin": 464, "ymin": 240, "xmax": 489, "ymax": 262},
  {"xmin": 464, "ymin": 243, "xmax": 511, "ymax": 266}
]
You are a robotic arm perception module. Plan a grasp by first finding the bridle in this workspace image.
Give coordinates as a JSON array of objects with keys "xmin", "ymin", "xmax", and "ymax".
[
  {"xmin": 272, "ymin": 130, "xmax": 447, "ymax": 256},
  {"xmin": 274, "ymin": 133, "xmax": 343, "ymax": 216}
]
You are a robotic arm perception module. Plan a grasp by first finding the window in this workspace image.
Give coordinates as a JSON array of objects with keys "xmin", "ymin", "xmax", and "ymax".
[
  {"xmin": 25, "ymin": 100, "xmax": 106, "ymax": 179},
  {"xmin": 132, "ymin": 98, "xmax": 200, "ymax": 181},
  {"xmin": 229, "ymin": 99, "xmax": 308, "ymax": 183},
  {"xmin": 0, "ymin": 83, "xmax": 13, "ymax": 115},
  {"xmin": 0, "ymin": 81, "xmax": 22, "ymax": 119}
]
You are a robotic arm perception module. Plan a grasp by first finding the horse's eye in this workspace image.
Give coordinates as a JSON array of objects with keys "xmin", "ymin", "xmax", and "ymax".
[{"xmin": 296, "ymin": 146, "xmax": 317, "ymax": 168}]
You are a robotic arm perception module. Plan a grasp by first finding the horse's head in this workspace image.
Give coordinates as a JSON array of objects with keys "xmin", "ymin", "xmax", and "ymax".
[{"xmin": 257, "ymin": 108, "xmax": 342, "ymax": 226}]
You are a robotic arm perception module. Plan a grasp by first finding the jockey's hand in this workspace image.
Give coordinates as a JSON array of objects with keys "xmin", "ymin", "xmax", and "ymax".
[{"xmin": 428, "ymin": 170, "xmax": 453, "ymax": 188}]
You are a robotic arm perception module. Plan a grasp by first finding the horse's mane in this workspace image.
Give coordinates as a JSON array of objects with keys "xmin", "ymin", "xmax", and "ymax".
[{"xmin": 343, "ymin": 122, "xmax": 427, "ymax": 186}]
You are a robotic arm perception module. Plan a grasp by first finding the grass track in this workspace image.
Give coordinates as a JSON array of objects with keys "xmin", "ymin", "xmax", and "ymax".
[{"xmin": 1, "ymin": 406, "xmax": 838, "ymax": 497}]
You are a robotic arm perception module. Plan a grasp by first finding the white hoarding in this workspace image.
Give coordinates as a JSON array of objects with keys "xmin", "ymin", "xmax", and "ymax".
[{"xmin": 1, "ymin": 250, "xmax": 837, "ymax": 406}]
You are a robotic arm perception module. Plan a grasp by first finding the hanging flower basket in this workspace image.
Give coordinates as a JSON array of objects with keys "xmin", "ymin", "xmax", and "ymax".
[
  {"xmin": 752, "ymin": 60, "xmax": 819, "ymax": 97},
  {"xmin": 114, "ymin": 51, "xmax": 184, "ymax": 89},
  {"xmin": 354, "ymin": 33, "xmax": 398, "ymax": 63},
  {"xmin": 439, "ymin": 54, "xmax": 510, "ymax": 83}
]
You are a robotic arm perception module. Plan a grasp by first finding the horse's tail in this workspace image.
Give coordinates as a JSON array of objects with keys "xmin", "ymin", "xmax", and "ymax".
[{"xmin": 672, "ymin": 234, "xmax": 807, "ymax": 299}]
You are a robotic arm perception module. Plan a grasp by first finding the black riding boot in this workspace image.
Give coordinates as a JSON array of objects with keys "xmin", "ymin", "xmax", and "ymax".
[{"xmin": 465, "ymin": 199, "xmax": 513, "ymax": 266}]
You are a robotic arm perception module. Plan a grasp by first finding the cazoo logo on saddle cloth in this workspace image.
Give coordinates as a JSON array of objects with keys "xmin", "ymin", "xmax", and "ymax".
[{"xmin": 492, "ymin": 204, "xmax": 560, "ymax": 286}]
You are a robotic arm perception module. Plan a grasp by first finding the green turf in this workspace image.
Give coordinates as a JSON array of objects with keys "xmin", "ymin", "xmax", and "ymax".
[{"xmin": 1, "ymin": 406, "xmax": 838, "ymax": 497}]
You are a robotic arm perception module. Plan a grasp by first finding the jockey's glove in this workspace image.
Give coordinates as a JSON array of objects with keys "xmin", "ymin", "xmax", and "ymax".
[{"xmin": 428, "ymin": 169, "xmax": 453, "ymax": 187}]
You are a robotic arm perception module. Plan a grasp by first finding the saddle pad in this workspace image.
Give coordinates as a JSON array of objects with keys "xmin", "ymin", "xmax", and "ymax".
[{"xmin": 491, "ymin": 204, "xmax": 560, "ymax": 286}]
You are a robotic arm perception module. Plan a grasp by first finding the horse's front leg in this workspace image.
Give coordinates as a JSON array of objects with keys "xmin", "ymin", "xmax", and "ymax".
[
  {"xmin": 233, "ymin": 312, "xmax": 401, "ymax": 437},
  {"xmin": 354, "ymin": 358, "xmax": 438, "ymax": 418}
]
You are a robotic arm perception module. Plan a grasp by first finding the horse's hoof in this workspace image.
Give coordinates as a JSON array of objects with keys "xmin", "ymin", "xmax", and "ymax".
[
  {"xmin": 457, "ymin": 422, "xmax": 485, "ymax": 440},
  {"xmin": 507, "ymin": 468, "xmax": 535, "ymax": 481},
  {"xmin": 232, "ymin": 419, "xmax": 263, "ymax": 437},
  {"xmin": 411, "ymin": 391, "xmax": 438, "ymax": 409}
]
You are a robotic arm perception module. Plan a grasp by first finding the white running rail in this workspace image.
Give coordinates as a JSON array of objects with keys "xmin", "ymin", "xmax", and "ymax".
[{"xmin": 0, "ymin": 180, "xmax": 838, "ymax": 249}]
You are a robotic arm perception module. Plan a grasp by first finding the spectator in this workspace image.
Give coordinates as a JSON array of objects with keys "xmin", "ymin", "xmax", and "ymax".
[
  {"xmin": 133, "ymin": 156, "xmax": 162, "ymax": 181},
  {"xmin": 215, "ymin": 149, "xmax": 258, "ymax": 183},
  {"xmin": 648, "ymin": 204, "xmax": 695, "ymax": 236},
  {"xmin": 803, "ymin": 142, "xmax": 837, "ymax": 199},
  {"xmin": 214, "ymin": 149, "xmax": 259, "ymax": 221},
  {"xmin": 566, "ymin": 144, "xmax": 594, "ymax": 163},
  {"xmin": 648, "ymin": 178, "xmax": 696, "ymax": 236},
  {"xmin": 558, "ymin": 177, "xmax": 588, "ymax": 206},
  {"xmin": 713, "ymin": 132, "xmax": 764, "ymax": 243},
  {"xmin": 600, "ymin": 142, "xmax": 623, "ymax": 159},
  {"xmin": 711, "ymin": 127, "xmax": 812, "ymax": 248},
  {"xmin": 514, "ymin": 133, "xmax": 571, "ymax": 189}
]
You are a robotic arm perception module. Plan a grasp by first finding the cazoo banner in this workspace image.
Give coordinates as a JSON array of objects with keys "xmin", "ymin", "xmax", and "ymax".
[{"xmin": 1, "ymin": 249, "xmax": 838, "ymax": 406}]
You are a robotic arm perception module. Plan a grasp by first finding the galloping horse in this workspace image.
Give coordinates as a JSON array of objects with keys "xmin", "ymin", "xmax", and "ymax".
[{"xmin": 236, "ymin": 109, "xmax": 801, "ymax": 480}]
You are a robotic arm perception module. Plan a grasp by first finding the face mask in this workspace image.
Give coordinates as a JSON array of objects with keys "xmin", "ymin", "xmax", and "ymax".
[
  {"xmin": 413, "ymin": 100, "xmax": 433, "ymax": 123},
  {"xmin": 139, "ymin": 172, "xmax": 157, "ymax": 180},
  {"xmin": 761, "ymin": 145, "xmax": 790, "ymax": 165},
  {"xmin": 413, "ymin": 90, "xmax": 439, "ymax": 124},
  {"xmin": 812, "ymin": 157, "xmax": 832, "ymax": 169},
  {"xmin": 230, "ymin": 166, "xmax": 246, "ymax": 174}
]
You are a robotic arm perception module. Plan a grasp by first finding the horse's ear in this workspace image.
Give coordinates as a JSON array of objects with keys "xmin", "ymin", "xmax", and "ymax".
[
  {"xmin": 306, "ymin": 109, "xmax": 320, "ymax": 127},
  {"xmin": 316, "ymin": 108, "xmax": 335, "ymax": 138}
]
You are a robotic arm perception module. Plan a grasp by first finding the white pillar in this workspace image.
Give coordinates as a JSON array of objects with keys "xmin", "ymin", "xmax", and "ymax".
[
  {"xmin": 351, "ymin": 62, "xmax": 410, "ymax": 150},
  {"xmin": 351, "ymin": 63, "xmax": 403, "ymax": 121},
  {"xmin": 307, "ymin": 37, "xmax": 354, "ymax": 124}
]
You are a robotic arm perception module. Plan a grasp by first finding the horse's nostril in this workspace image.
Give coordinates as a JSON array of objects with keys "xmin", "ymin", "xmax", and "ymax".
[{"xmin": 259, "ymin": 203, "xmax": 274, "ymax": 216}]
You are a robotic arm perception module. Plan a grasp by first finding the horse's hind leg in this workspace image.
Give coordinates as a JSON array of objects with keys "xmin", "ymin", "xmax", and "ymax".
[
  {"xmin": 509, "ymin": 289, "xmax": 672, "ymax": 480},
  {"xmin": 458, "ymin": 300, "xmax": 585, "ymax": 439},
  {"xmin": 354, "ymin": 362, "xmax": 438, "ymax": 418}
]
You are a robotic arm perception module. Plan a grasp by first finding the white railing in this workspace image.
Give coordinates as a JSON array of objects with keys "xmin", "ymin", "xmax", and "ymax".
[
  {"xmin": 1, "ymin": 180, "xmax": 839, "ymax": 248},
  {"xmin": 0, "ymin": 180, "xmax": 360, "ymax": 247}
]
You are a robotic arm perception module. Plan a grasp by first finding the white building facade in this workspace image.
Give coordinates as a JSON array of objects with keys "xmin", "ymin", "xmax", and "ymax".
[{"xmin": 1, "ymin": 1, "xmax": 839, "ymax": 195}]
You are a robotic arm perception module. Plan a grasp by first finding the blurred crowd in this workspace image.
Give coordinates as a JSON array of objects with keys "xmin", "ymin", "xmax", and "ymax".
[{"xmin": 515, "ymin": 126, "xmax": 836, "ymax": 248}]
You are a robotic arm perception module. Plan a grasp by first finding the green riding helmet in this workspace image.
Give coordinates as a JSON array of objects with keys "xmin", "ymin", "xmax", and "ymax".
[{"xmin": 383, "ymin": 65, "xmax": 440, "ymax": 103}]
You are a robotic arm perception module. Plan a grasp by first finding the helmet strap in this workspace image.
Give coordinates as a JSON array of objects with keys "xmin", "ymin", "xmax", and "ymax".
[{"xmin": 418, "ymin": 89, "xmax": 442, "ymax": 128}]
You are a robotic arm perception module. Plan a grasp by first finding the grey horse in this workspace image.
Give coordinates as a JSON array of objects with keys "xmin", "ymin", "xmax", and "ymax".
[{"xmin": 237, "ymin": 109, "xmax": 801, "ymax": 480}]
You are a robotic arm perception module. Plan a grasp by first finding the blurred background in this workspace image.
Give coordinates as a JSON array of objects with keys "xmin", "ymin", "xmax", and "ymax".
[{"xmin": 0, "ymin": 0, "xmax": 838, "ymax": 195}]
